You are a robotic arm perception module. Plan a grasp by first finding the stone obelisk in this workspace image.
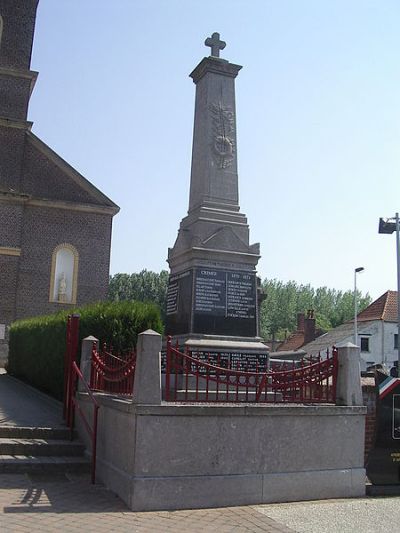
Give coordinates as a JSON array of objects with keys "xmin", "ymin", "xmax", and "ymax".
[{"xmin": 166, "ymin": 33, "xmax": 266, "ymax": 359}]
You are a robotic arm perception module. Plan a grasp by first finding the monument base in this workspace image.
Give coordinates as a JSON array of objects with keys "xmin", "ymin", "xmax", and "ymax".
[
  {"xmin": 76, "ymin": 396, "xmax": 367, "ymax": 512},
  {"xmin": 164, "ymin": 334, "xmax": 269, "ymax": 373}
]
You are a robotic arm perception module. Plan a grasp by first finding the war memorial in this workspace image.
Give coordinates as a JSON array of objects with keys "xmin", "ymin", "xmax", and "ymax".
[
  {"xmin": 74, "ymin": 33, "xmax": 366, "ymax": 512},
  {"xmin": 0, "ymin": 0, "xmax": 395, "ymax": 519},
  {"xmin": 166, "ymin": 32, "xmax": 267, "ymax": 369}
]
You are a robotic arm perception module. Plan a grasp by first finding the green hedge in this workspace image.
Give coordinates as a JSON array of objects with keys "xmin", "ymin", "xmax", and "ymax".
[{"xmin": 7, "ymin": 301, "xmax": 163, "ymax": 400}]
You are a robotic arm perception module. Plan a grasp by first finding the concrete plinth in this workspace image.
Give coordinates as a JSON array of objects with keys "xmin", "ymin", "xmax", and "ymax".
[{"xmin": 76, "ymin": 398, "xmax": 366, "ymax": 512}]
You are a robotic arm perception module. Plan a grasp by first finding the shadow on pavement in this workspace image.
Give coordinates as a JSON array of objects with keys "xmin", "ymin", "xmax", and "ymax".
[{"xmin": 0, "ymin": 473, "xmax": 127, "ymax": 514}]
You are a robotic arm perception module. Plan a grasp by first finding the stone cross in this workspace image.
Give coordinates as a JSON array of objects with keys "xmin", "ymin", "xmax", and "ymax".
[{"xmin": 205, "ymin": 32, "xmax": 226, "ymax": 58}]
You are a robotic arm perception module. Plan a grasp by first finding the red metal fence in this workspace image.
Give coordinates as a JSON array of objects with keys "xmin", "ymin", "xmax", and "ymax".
[
  {"xmin": 63, "ymin": 315, "xmax": 99, "ymax": 484},
  {"xmin": 63, "ymin": 314, "xmax": 80, "ymax": 424},
  {"xmin": 165, "ymin": 337, "xmax": 338, "ymax": 404},
  {"xmin": 70, "ymin": 360, "xmax": 99, "ymax": 484},
  {"xmin": 90, "ymin": 342, "xmax": 136, "ymax": 395}
]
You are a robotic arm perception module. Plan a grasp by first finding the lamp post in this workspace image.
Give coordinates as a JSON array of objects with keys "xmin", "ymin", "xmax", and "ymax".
[
  {"xmin": 354, "ymin": 267, "xmax": 365, "ymax": 346},
  {"xmin": 378, "ymin": 213, "xmax": 400, "ymax": 376}
]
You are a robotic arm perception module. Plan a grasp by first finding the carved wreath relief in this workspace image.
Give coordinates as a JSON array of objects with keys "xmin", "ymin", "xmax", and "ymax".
[{"xmin": 210, "ymin": 102, "xmax": 235, "ymax": 169}]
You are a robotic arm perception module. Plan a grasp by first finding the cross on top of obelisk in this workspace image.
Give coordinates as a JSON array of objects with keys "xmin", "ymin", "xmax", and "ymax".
[{"xmin": 205, "ymin": 32, "xmax": 226, "ymax": 58}]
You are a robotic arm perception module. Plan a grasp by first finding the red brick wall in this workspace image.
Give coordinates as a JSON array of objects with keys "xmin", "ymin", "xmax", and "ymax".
[{"xmin": 362, "ymin": 381, "xmax": 376, "ymax": 465}]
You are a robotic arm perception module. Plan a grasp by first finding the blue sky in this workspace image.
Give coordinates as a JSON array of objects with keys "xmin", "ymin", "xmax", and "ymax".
[{"xmin": 29, "ymin": 0, "xmax": 400, "ymax": 300}]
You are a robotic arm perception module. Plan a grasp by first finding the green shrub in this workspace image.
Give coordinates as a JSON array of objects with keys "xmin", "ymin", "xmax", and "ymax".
[{"xmin": 7, "ymin": 301, "xmax": 163, "ymax": 400}]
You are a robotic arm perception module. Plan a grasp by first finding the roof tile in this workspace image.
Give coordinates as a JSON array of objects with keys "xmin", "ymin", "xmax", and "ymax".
[
  {"xmin": 276, "ymin": 331, "xmax": 305, "ymax": 352},
  {"xmin": 357, "ymin": 290, "xmax": 398, "ymax": 322}
]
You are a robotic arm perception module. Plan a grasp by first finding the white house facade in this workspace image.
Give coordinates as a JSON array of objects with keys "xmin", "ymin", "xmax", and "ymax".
[{"xmin": 301, "ymin": 291, "xmax": 399, "ymax": 373}]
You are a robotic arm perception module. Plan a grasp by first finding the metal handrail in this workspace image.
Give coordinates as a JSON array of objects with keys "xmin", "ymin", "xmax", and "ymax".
[
  {"xmin": 90, "ymin": 343, "xmax": 136, "ymax": 395},
  {"xmin": 70, "ymin": 361, "xmax": 99, "ymax": 484},
  {"xmin": 165, "ymin": 337, "xmax": 338, "ymax": 404}
]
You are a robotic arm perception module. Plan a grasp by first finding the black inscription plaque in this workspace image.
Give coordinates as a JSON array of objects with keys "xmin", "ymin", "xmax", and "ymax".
[
  {"xmin": 193, "ymin": 268, "xmax": 257, "ymax": 337},
  {"xmin": 165, "ymin": 267, "xmax": 257, "ymax": 338},
  {"xmin": 366, "ymin": 370, "xmax": 400, "ymax": 485},
  {"xmin": 194, "ymin": 269, "xmax": 226, "ymax": 315},
  {"xmin": 188, "ymin": 350, "xmax": 268, "ymax": 373},
  {"xmin": 165, "ymin": 270, "xmax": 193, "ymax": 335},
  {"xmin": 160, "ymin": 350, "xmax": 268, "ymax": 374}
]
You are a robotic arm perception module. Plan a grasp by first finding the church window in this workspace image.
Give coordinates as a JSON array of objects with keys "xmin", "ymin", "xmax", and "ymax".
[{"xmin": 49, "ymin": 244, "xmax": 79, "ymax": 304}]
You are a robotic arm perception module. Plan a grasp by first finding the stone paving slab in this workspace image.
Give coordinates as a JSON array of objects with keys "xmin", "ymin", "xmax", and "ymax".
[
  {"xmin": 256, "ymin": 497, "xmax": 400, "ymax": 533},
  {"xmin": 0, "ymin": 473, "xmax": 294, "ymax": 532}
]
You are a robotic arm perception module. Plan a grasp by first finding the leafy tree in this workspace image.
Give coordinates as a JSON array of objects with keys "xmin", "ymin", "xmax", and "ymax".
[
  {"xmin": 109, "ymin": 270, "xmax": 169, "ymax": 319},
  {"xmin": 260, "ymin": 278, "xmax": 371, "ymax": 341},
  {"xmin": 108, "ymin": 272, "xmax": 372, "ymax": 340}
]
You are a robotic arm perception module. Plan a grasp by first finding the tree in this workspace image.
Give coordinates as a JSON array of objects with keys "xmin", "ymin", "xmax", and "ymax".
[
  {"xmin": 108, "ymin": 270, "xmax": 169, "ymax": 319},
  {"xmin": 260, "ymin": 278, "xmax": 372, "ymax": 340}
]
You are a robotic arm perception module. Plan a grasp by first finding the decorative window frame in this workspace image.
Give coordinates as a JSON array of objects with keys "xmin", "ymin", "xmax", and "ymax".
[{"xmin": 49, "ymin": 243, "xmax": 79, "ymax": 305}]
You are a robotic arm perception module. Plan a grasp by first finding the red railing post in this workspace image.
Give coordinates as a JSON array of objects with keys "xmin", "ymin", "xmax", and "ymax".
[
  {"xmin": 71, "ymin": 360, "xmax": 100, "ymax": 484},
  {"xmin": 67, "ymin": 314, "xmax": 80, "ymax": 429},
  {"xmin": 332, "ymin": 346, "xmax": 338, "ymax": 403},
  {"xmin": 63, "ymin": 315, "xmax": 72, "ymax": 421},
  {"xmin": 64, "ymin": 314, "xmax": 80, "ymax": 426},
  {"xmin": 90, "ymin": 341, "xmax": 97, "ymax": 389},
  {"xmin": 165, "ymin": 336, "xmax": 171, "ymax": 401},
  {"xmin": 92, "ymin": 404, "xmax": 99, "ymax": 484}
]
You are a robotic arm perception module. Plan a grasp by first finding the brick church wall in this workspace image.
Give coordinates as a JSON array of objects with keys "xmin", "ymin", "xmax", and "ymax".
[
  {"xmin": 0, "ymin": 255, "xmax": 19, "ymax": 328},
  {"xmin": 0, "ymin": 76, "xmax": 33, "ymax": 120},
  {"xmin": 0, "ymin": 202, "xmax": 23, "ymax": 246},
  {"xmin": 21, "ymin": 139, "xmax": 97, "ymax": 204},
  {"xmin": 0, "ymin": 0, "xmax": 38, "ymax": 71},
  {"xmin": 0, "ymin": 0, "xmax": 118, "ymax": 361},
  {"xmin": 15, "ymin": 206, "xmax": 112, "ymax": 320},
  {"xmin": 0, "ymin": 126, "xmax": 26, "ymax": 190}
]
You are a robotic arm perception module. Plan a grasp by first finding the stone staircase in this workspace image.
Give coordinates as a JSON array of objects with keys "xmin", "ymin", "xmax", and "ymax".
[{"xmin": 0, "ymin": 426, "xmax": 90, "ymax": 474}]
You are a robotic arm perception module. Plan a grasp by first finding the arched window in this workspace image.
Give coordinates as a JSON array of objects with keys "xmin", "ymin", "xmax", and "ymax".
[{"xmin": 49, "ymin": 244, "xmax": 79, "ymax": 304}]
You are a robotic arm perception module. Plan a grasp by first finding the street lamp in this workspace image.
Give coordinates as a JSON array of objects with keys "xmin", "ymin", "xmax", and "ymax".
[
  {"xmin": 354, "ymin": 267, "xmax": 365, "ymax": 346},
  {"xmin": 378, "ymin": 213, "xmax": 400, "ymax": 376}
]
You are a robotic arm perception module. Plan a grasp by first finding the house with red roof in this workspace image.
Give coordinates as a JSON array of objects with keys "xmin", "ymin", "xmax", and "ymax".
[
  {"xmin": 301, "ymin": 291, "xmax": 399, "ymax": 372},
  {"xmin": 275, "ymin": 310, "xmax": 319, "ymax": 352}
]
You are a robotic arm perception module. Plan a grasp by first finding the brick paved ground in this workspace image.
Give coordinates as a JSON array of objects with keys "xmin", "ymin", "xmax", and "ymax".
[
  {"xmin": 0, "ymin": 370, "xmax": 295, "ymax": 532},
  {"xmin": 0, "ymin": 473, "xmax": 294, "ymax": 533}
]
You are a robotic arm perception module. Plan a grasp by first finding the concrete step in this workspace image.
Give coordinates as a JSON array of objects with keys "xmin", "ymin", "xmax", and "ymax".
[
  {"xmin": 0, "ymin": 455, "xmax": 90, "ymax": 474},
  {"xmin": 0, "ymin": 438, "xmax": 85, "ymax": 456},
  {"xmin": 0, "ymin": 425, "xmax": 89, "ymax": 475},
  {"xmin": 0, "ymin": 426, "xmax": 74, "ymax": 440}
]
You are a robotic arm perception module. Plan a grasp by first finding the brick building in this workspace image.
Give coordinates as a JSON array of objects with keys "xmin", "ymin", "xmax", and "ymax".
[{"xmin": 0, "ymin": 0, "xmax": 119, "ymax": 359}]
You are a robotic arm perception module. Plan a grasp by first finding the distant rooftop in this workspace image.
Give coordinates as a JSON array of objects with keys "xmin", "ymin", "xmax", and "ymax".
[
  {"xmin": 277, "ymin": 331, "xmax": 305, "ymax": 352},
  {"xmin": 357, "ymin": 290, "xmax": 398, "ymax": 323},
  {"xmin": 301, "ymin": 290, "xmax": 398, "ymax": 355}
]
